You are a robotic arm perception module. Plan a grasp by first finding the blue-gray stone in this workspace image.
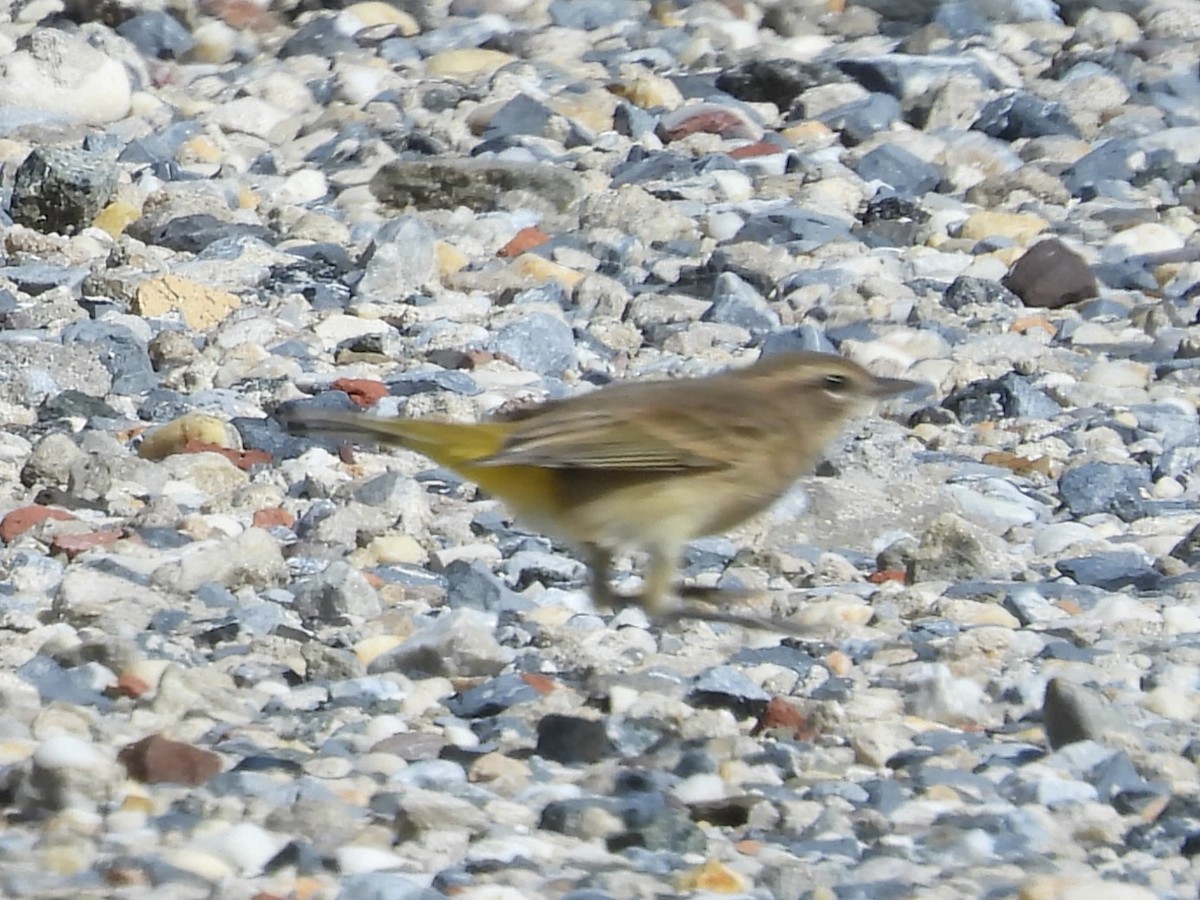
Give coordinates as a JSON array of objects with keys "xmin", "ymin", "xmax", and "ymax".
[
  {"xmin": 0, "ymin": 264, "xmax": 89, "ymax": 296},
  {"xmin": 232, "ymin": 601, "xmax": 290, "ymax": 636},
  {"xmin": 140, "ymin": 214, "xmax": 276, "ymax": 252},
  {"xmin": 942, "ymin": 372, "xmax": 1061, "ymax": 424},
  {"xmin": 389, "ymin": 758, "xmax": 467, "ymax": 789},
  {"xmin": 487, "ymin": 312, "xmax": 575, "ymax": 376},
  {"xmin": 61, "ymin": 320, "xmax": 157, "ymax": 394},
  {"xmin": 862, "ymin": 778, "xmax": 907, "ymax": 815},
  {"xmin": 612, "ymin": 101, "xmax": 660, "ymax": 142},
  {"xmin": 730, "ymin": 643, "xmax": 818, "ymax": 675},
  {"xmin": 787, "ymin": 837, "xmax": 861, "ymax": 860},
  {"xmin": 1056, "ymin": 550, "xmax": 1160, "ymax": 591},
  {"xmin": 934, "ymin": 0, "xmax": 992, "ymax": 35},
  {"xmin": 445, "ymin": 671, "xmax": 540, "ymax": 718},
  {"xmin": 329, "ymin": 676, "xmax": 405, "ymax": 706},
  {"xmin": 736, "ymin": 208, "xmax": 852, "ymax": 246},
  {"xmin": 1131, "ymin": 402, "xmax": 1200, "ymax": 452},
  {"xmin": 837, "ymin": 54, "xmax": 998, "ymax": 99},
  {"xmin": 443, "ymin": 559, "xmax": 529, "ymax": 612},
  {"xmin": 702, "ymin": 271, "xmax": 780, "ymax": 334},
  {"xmin": 387, "ymin": 367, "xmax": 481, "ymax": 396},
  {"xmin": 680, "ymin": 536, "xmax": 738, "ymax": 575},
  {"xmin": 760, "ymin": 324, "xmax": 836, "ymax": 356},
  {"xmin": 379, "ymin": 37, "xmax": 419, "ymax": 65},
  {"xmin": 975, "ymin": 90, "xmax": 1080, "ymax": 140},
  {"xmin": 817, "ymin": 93, "xmax": 901, "ymax": 144},
  {"xmin": 16, "ymin": 656, "xmax": 112, "ymax": 709},
  {"xmin": 809, "ymin": 780, "xmax": 870, "ymax": 803},
  {"xmin": 412, "ymin": 16, "xmax": 510, "ymax": 54},
  {"xmin": 691, "ymin": 666, "xmax": 771, "ymax": 705},
  {"xmin": 549, "ymin": 0, "xmax": 640, "ymax": 30},
  {"xmin": 1062, "ymin": 138, "xmax": 1136, "ymax": 196},
  {"xmin": 1058, "ymin": 462, "xmax": 1150, "ymax": 520},
  {"xmin": 483, "ymin": 93, "xmax": 552, "ymax": 140},
  {"xmin": 116, "ymin": 10, "xmax": 195, "ymax": 59},
  {"xmin": 855, "ymin": 144, "xmax": 941, "ymax": 197},
  {"xmin": 1078, "ymin": 297, "xmax": 1134, "ymax": 321},
  {"xmin": 337, "ymin": 873, "xmax": 441, "ymax": 900},
  {"xmin": 279, "ymin": 16, "xmax": 356, "ymax": 57}
]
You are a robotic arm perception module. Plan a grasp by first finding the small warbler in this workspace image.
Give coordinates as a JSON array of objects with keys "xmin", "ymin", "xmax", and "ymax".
[{"xmin": 280, "ymin": 351, "xmax": 917, "ymax": 616}]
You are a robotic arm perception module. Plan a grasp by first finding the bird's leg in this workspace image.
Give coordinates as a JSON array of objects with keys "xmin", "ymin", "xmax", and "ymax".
[
  {"xmin": 639, "ymin": 546, "xmax": 677, "ymax": 617},
  {"xmin": 583, "ymin": 544, "xmax": 617, "ymax": 609}
]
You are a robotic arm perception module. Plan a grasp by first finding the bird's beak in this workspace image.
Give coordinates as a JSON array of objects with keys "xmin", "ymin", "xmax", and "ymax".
[{"xmin": 869, "ymin": 376, "xmax": 930, "ymax": 399}]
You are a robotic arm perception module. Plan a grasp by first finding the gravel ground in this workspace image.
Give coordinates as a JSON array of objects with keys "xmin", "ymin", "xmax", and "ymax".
[{"xmin": 1, "ymin": 0, "xmax": 1200, "ymax": 897}]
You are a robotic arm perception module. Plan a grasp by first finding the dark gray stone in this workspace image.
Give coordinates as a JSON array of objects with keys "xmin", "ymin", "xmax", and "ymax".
[
  {"xmin": 536, "ymin": 714, "xmax": 613, "ymax": 764},
  {"xmin": 9, "ymin": 147, "xmax": 118, "ymax": 236},
  {"xmin": 1056, "ymin": 551, "xmax": 1160, "ymax": 591},
  {"xmin": 716, "ymin": 58, "xmax": 847, "ymax": 109},
  {"xmin": 942, "ymin": 276, "xmax": 1022, "ymax": 312},
  {"xmin": 975, "ymin": 91, "xmax": 1080, "ymax": 140},
  {"xmin": 1058, "ymin": 462, "xmax": 1150, "ymax": 519},
  {"xmin": 1003, "ymin": 238, "xmax": 1098, "ymax": 308},
  {"xmin": 371, "ymin": 158, "xmax": 584, "ymax": 214}
]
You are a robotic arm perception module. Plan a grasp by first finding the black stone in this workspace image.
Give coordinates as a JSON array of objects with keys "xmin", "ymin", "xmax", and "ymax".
[{"xmin": 536, "ymin": 714, "xmax": 614, "ymax": 764}]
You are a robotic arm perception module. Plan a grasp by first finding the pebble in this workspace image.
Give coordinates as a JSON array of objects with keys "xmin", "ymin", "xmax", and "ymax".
[{"xmin": 0, "ymin": 1, "xmax": 1197, "ymax": 896}]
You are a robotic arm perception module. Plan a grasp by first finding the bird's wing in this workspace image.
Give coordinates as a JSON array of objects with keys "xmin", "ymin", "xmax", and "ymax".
[{"xmin": 479, "ymin": 404, "xmax": 729, "ymax": 471}]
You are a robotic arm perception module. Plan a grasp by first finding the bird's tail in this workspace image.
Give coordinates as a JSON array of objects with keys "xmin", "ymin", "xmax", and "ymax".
[{"xmin": 277, "ymin": 405, "xmax": 510, "ymax": 467}]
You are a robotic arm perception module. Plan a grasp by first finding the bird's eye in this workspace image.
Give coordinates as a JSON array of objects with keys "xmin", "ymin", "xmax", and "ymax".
[{"xmin": 822, "ymin": 373, "xmax": 850, "ymax": 391}]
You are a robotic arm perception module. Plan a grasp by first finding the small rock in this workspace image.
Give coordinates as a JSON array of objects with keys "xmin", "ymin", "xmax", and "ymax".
[
  {"xmin": 118, "ymin": 734, "xmax": 222, "ymax": 786},
  {"xmin": 1003, "ymin": 238, "xmax": 1099, "ymax": 308}
]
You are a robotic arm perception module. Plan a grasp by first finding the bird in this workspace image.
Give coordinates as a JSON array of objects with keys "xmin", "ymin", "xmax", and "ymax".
[{"xmin": 279, "ymin": 351, "xmax": 918, "ymax": 620}]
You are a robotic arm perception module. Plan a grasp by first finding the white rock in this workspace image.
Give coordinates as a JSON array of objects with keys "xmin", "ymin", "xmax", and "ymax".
[{"xmin": 0, "ymin": 30, "xmax": 132, "ymax": 124}]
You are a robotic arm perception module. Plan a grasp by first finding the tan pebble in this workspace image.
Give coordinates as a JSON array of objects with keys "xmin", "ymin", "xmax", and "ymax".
[
  {"xmin": 609, "ymin": 70, "xmax": 684, "ymax": 109},
  {"xmin": 426, "ymin": 48, "xmax": 514, "ymax": 78},
  {"xmin": 825, "ymin": 649, "xmax": 852, "ymax": 676},
  {"xmin": 510, "ymin": 254, "xmax": 584, "ymax": 289},
  {"xmin": 1019, "ymin": 875, "xmax": 1158, "ymax": 900},
  {"xmin": 340, "ymin": 2, "xmax": 419, "ymax": 33},
  {"xmin": 779, "ymin": 120, "xmax": 836, "ymax": 144},
  {"xmin": 354, "ymin": 634, "xmax": 404, "ymax": 667},
  {"xmin": 958, "ymin": 210, "xmax": 1049, "ymax": 244},
  {"xmin": 677, "ymin": 859, "xmax": 749, "ymax": 894},
  {"xmin": 180, "ymin": 135, "xmax": 222, "ymax": 164},
  {"xmin": 365, "ymin": 534, "xmax": 427, "ymax": 566},
  {"xmin": 138, "ymin": 412, "xmax": 242, "ymax": 461},
  {"xmin": 133, "ymin": 275, "xmax": 241, "ymax": 330},
  {"xmin": 436, "ymin": 241, "xmax": 469, "ymax": 277},
  {"xmin": 93, "ymin": 200, "xmax": 141, "ymax": 238}
]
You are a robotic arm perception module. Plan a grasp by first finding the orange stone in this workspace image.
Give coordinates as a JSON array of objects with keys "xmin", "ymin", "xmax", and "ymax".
[
  {"xmin": 51, "ymin": 529, "xmax": 123, "ymax": 557},
  {"xmin": 499, "ymin": 226, "xmax": 551, "ymax": 257},
  {"xmin": 0, "ymin": 506, "xmax": 74, "ymax": 542},
  {"xmin": 331, "ymin": 378, "xmax": 389, "ymax": 408},
  {"xmin": 115, "ymin": 672, "xmax": 151, "ymax": 699},
  {"xmin": 252, "ymin": 507, "xmax": 296, "ymax": 529},
  {"xmin": 520, "ymin": 673, "xmax": 557, "ymax": 695},
  {"xmin": 729, "ymin": 141, "xmax": 783, "ymax": 159}
]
